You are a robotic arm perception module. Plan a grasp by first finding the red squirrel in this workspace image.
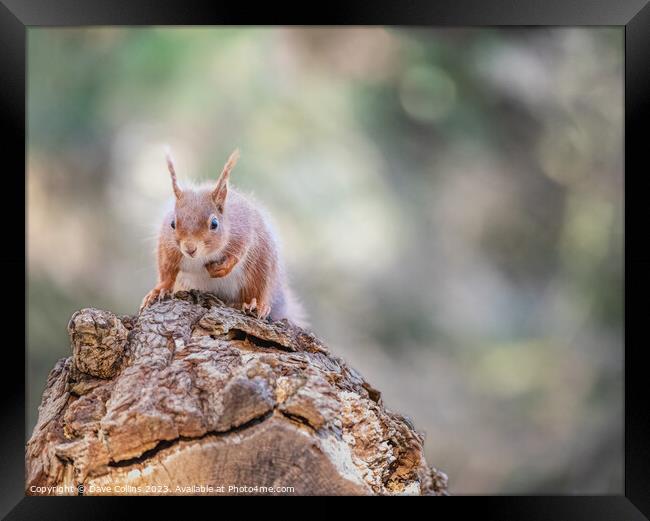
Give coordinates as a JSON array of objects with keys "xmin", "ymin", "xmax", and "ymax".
[{"xmin": 140, "ymin": 149, "xmax": 306, "ymax": 327}]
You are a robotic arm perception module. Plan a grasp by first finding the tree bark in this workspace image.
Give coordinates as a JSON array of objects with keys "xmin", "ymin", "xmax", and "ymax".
[{"xmin": 26, "ymin": 290, "xmax": 448, "ymax": 496}]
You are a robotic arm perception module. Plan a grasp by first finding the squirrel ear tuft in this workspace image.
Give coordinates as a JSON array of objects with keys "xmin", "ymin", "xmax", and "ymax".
[
  {"xmin": 165, "ymin": 147, "xmax": 183, "ymax": 199},
  {"xmin": 212, "ymin": 148, "xmax": 240, "ymax": 210}
]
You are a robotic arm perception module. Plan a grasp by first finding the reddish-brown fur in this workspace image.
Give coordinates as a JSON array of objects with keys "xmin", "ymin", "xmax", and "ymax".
[{"xmin": 141, "ymin": 149, "xmax": 305, "ymax": 327}]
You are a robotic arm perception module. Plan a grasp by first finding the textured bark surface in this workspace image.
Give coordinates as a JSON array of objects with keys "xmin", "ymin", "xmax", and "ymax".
[{"xmin": 26, "ymin": 290, "xmax": 449, "ymax": 496}]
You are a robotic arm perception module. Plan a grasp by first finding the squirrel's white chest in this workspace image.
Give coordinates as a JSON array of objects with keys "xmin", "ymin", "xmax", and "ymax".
[{"xmin": 174, "ymin": 255, "xmax": 245, "ymax": 304}]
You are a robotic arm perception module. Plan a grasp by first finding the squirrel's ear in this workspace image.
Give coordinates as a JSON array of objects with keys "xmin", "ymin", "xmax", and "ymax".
[
  {"xmin": 166, "ymin": 148, "xmax": 183, "ymax": 199},
  {"xmin": 212, "ymin": 148, "xmax": 240, "ymax": 211}
]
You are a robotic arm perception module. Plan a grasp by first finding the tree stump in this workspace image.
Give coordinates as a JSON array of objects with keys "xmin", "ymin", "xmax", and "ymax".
[{"xmin": 26, "ymin": 291, "xmax": 448, "ymax": 496}]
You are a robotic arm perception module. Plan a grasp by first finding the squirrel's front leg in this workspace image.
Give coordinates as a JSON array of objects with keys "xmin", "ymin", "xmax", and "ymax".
[
  {"xmin": 205, "ymin": 235, "xmax": 247, "ymax": 278},
  {"xmin": 205, "ymin": 253, "xmax": 239, "ymax": 278},
  {"xmin": 140, "ymin": 240, "xmax": 182, "ymax": 312},
  {"xmin": 239, "ymin": 257, "xmax": 273, "ymax": 320}
]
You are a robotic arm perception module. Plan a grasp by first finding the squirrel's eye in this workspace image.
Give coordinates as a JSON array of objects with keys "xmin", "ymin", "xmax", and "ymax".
[
  {"xmin": 210, "ymin": 216, "xmax": 219, "ymax": 230},
  {"xmin": 170, "ymin": 219, "xmax": 176, "ymax": 230}
]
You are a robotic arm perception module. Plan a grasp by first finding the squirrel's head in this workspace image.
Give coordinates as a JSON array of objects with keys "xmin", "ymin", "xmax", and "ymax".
[{"xmin": 166, "ymin": 148, "xmax": 240, "ymax": 259}]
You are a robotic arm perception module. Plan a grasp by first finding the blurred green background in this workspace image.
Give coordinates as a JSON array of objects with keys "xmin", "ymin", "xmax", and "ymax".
[{"xmin": 27, "ymin": 27, "xmax": 623, "ymax": 493}]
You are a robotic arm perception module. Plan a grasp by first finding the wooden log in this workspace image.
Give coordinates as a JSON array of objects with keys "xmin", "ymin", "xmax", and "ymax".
[{"xmin": 26, "ymin": 290, "xmax": 448, "ymax": 496}]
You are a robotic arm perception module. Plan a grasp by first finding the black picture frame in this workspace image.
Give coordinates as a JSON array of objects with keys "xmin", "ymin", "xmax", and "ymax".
[{"xmin": 4, "ymin": 0, "xmax": 648, "ymax": 517}]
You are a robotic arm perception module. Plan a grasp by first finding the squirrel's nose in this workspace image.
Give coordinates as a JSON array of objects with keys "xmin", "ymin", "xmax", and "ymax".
[{"xmin": 184, "ymin": 244, "xmax": 197, "ymax": 257}]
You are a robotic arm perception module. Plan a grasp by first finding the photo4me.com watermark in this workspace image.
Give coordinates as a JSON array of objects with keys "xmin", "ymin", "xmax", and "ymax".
[{"xmin": 28, "ymin": 483, "xmax": 297, "ymax": 495}]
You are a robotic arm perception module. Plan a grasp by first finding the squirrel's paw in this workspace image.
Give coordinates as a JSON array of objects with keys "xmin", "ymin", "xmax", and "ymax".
[
  {"xmin": 241, "ymin": 298, "xmax": 257, "ymax": 314},
  {"xmin": 139, "ymin": 290, "xmax": 158, "ymax": 312},
  {"xmin": 241, "ymin": 298, "xmax": 271, "ymax": 320},
  {"xmin": 205, "ymin": 261, "xmax": 229, "ymax": 278},
  {"xmin": 140, "ymin": 286, "xmax": 172, "ymax": 312}
]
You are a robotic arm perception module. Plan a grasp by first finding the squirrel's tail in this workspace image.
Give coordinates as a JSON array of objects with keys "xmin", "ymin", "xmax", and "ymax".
[
  {"xmin": 280, "ymin": 285, "xmax": 310, "ymax": 330},
  {"xmin": 286, "ymin": 286, "xmax": 310, "ymax": 330}
]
